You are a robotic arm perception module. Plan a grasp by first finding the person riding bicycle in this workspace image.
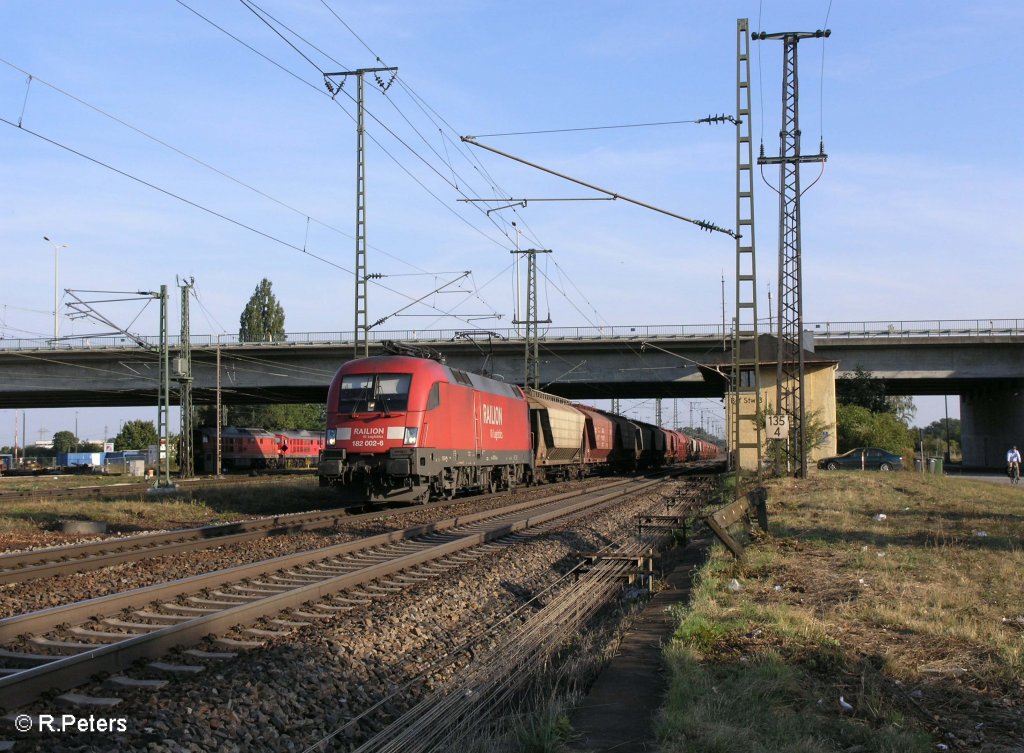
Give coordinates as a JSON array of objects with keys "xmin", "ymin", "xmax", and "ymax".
[{"xmin": 1007, "ymin": 446, "xmax": 1021, "ymax": 480}]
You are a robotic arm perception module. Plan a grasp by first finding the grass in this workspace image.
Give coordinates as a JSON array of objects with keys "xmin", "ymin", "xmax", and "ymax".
[
  {"xmin": 658, "ymin": 471, "xmax": 1024, "ymax": 752},
  {"xmin": 0, "ymin": 474, "xmax": 153, "ymax": 492}
]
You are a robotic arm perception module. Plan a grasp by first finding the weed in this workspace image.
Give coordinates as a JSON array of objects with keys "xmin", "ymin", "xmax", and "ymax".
[{"xmin": 658, "ymin": 472, "xmax": 1024, "ymax": 751}]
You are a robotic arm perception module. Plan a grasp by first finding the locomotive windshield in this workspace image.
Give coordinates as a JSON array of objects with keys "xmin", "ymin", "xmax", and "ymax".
[{"xmin": 338, "ymin": 373, "xmax": 412, "ymax": 414}]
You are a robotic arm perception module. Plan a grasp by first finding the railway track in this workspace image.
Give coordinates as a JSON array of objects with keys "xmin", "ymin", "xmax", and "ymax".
[
  {"xmin": 0, "ymin": 477, "xmax": 634, "ymax": 584},
  {"xmin": 0, "ymin": 473, "xmax": 667, "ymax": 712},
  {"xmin": 0, "ymin": 472, "xmax": 315, "ymax": 505},
  {"xmin": 0, "ymin": 471, "xmax": 319, "ymax": 506},
  {"xmin": 0, "ymin": 504, "xmax": 355, "ymax": 585},
  {"xmin": 320, "ymin": 471, "xmax": 717, "ymax": 752}
]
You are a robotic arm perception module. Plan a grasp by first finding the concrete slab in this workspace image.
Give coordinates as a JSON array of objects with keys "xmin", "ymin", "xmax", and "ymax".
[
  {"xmin": 567, "ymin": 536, "xmax": 710, "ymax": 753},
  {"xmin": 56, "ymin": 693, "xmax": 122, "ymax": 708}
]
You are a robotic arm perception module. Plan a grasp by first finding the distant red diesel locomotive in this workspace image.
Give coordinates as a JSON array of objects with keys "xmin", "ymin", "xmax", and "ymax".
[{"xmin": 317, "ymin": 355, "xmax": 533, "ymax": 502}]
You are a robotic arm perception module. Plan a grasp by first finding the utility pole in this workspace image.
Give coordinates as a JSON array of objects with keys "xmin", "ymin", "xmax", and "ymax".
[
  {"xmin": 176, "ymin": 278, "xmax": 195, "ymax": 479},
  {"xmin": 611, "ymin": 398, "xmax": 620, "ymax": 415},
  {"xmin": 655, "ymin": 398, "xmax": 663, "ymax": 427},
  {"xmin": 756, "ymin": 26, "xmax": 829, "ymax": 479},
  {"xmin": 324, "ymin": 66, "xmax": 398, "ymax": 359},
  {"xmin": 721, "ymin": 274, "xmax": 727, "ymax": 352},
  {"xmin": 730, "ymin": 18, "xmax": 764, "ymax": 485},
  {"xmin": 215, "ymin": 341, "xmax": 223, "ymax": 478},
  {"xmin": 511, "ymin": 248, "xmax": 551, "ymax": 389},
  {"xmin": 157, "ymin": 285, "xmax": 172, "ymax": 487}
]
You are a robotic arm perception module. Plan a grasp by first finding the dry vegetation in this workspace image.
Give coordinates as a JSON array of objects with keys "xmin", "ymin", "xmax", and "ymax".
[
  {"xmin": 659, "ymin": 471, "xmax": 1023, "ymax": 753},
  {"xmin": 0, "ymin": 477, "xmax": 326, "ymax": 551}
]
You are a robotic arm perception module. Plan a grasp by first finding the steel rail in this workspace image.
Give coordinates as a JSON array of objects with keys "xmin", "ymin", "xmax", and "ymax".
[
  {"xmin": 349, "ymin": 555, "xmax": 639, "ymax": 753},
  {"xmin": 0, "ymin": 477, "xmax": 632, "ymax": 585},
  {"xmin": 0, "ymin": 478, "xmax": 632, "ymax": 640},
  {"xmin": 312, "ymin": 477, "xmax": 706, "ymax": 753},
  {"xmin": 0, "ymin": 476, "xmax": 662, "ymax": 711},
  {"xmin": 0, "ymin": 507, "xmax": 351, "ymax": 584},
  {"xmin": 0, "ymin": 478, "xmax": 635, "ymax": 584}
]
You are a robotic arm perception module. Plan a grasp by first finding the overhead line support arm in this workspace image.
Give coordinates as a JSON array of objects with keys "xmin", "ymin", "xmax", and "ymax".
[{"xmin": 460, "ymin": 136, "xmax": 737, "ymax": 239}]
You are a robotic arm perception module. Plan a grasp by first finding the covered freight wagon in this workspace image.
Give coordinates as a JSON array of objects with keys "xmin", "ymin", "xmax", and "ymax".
[{"xmin": 524, "ymin": 389, "xmax": 586, "ymax": 480}]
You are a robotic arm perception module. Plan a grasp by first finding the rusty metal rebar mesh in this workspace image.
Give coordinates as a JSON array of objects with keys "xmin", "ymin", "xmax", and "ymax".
[{"xmin": 301, "ymin": 488, "xmax": 698, "ymax": 753}]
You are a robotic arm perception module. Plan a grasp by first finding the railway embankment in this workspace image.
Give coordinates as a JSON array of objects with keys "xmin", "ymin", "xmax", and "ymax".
[
  {"xmin": 0, "ymin": 473, "xmax": 705, "ymax": 752},
  {"xmin": 652, "ymin": 472, "xmax": 1023, "ymax": 753}
]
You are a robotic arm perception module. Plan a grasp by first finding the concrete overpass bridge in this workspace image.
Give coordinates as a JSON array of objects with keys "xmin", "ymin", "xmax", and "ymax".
[{"xmin": 2, "ymin": 318, "xmax": 1023, "ymax": 466}]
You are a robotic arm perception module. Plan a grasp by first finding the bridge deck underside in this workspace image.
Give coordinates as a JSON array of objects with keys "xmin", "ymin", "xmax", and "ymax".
[{"xmin": 0, "ymin": 336, "xmax": 1021, "ymax": 409}]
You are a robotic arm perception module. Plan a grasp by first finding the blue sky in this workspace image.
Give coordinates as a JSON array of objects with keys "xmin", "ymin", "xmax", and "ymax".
[{"xmin": 2, "ymin": 0, "xmax": 1018, "ymax": 441}]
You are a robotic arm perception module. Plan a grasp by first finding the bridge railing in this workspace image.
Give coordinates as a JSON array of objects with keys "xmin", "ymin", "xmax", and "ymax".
[
  {"xmin": 2, "ymin": 319, "xmax": 1022, "ymax": 351},
  {"xmin": 0, "ymin": 323, "xmax": 727, "ymax": 350},
  {"xmin": 809, "ymin": 319, "xmax": 1024, "ymax": 339}
]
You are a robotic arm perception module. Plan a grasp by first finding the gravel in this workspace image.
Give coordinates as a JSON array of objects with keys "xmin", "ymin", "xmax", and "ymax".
[{"xmin": 7, "ymin": 477, "xmax": 702, "ymax": 753}]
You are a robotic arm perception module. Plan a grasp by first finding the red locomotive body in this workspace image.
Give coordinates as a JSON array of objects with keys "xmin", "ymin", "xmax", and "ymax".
[
  {"xmin": 195, "ymin": 427, "xmax": 324, "ymax": 473},
  {"xmin": 317, "ymin": 355, "xmax": 532, "ymax": 502},
  {"xmin": 274, "ymin": 430, "xmax": 325, "ymax": 468},
  {"xmin": 317, "ymin": 354, "xmax": 720, "ymax": 502}
]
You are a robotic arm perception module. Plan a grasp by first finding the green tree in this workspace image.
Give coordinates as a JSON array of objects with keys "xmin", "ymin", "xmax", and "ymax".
[
  {"xmin": 837, "ymin": 366, "xmax": 916, "ymax": 420},
  {"xmin": 239, "ymin": 278, "xmax": 286, "ymax": 343},
  {"xmin": 836, "ymin": 367, "xmax": 890, "ymax": 413},
  {"xmin": 52, "ymin": 430, "xmax": 78, "ymax": 454},
  {"xmin": 889, "ymin": 395, "xmax": 917, "ymax": 424},
  {"xmin": 194, "ymin": 404, "xmax": 323, "ymax": 431},
  {"xmin": 918, "ymin": 418, "xmax": 962, "ymax": 460},
  {"xmin": 921, "ymin": 418, "xmax": 961, "ymax": 445},
  {"xmin": 115, "ymin": 420, "xmax": 159, "ymax": 451},
  {"xmin": 836, "ymin": 404, "xmax": 915, "ymax": 455}
]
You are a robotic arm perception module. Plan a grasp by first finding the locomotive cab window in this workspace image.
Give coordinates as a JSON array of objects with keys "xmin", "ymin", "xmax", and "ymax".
[
  {"xmin": 426, "ymin": 382, "xmax": 441, "ymax": 410},
  {"xmin": 338, "ymin": 373, "xmax": 412, "ymax": 413}
]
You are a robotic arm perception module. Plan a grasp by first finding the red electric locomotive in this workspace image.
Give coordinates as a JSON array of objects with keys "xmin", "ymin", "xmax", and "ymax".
[
  {"xmin": 317, "ymin": 355, "xmax": 533, "ymax": 502},
  {"xmin": 318, "ymin": 353, "xmax": 721, "ymax": 501}
]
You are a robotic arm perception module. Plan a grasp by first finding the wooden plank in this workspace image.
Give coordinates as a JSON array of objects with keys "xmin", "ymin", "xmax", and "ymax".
[
  {"xmin": 705, "ymin": 515, "xmax": 746, "ymax": 559},
  {"xmin": 704, "ymin": 488, "xmax": 770, "ymax": 559}
]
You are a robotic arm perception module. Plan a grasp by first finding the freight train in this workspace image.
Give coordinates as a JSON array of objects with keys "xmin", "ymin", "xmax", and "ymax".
[
  {"xmin": 195, "ymin": 427, "xmax": 324, "ymax": 473},
  {"xmin": 316, "ymin": 354, "xmax": 717, "ymax": 503}
]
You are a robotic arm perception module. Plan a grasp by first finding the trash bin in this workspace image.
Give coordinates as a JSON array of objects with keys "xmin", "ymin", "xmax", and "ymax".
[
  {"xmin": 914, "ymin": 458, "xmax": 923, "ymax": 472},
  {"xmin": 928, "ymin": 457, "xmax": 944, "ymax": 474},
  {"xmin": 927, "ymin": 458, "xmax": 936, "ymax": 473}
]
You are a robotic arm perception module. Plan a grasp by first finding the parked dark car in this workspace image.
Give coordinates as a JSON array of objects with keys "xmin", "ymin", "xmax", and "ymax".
[{"xmin": 817, "ymin": 447, "xmax": 903, "ymax": 471}]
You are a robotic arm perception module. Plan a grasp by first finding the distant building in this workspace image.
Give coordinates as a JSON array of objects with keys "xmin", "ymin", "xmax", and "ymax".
[{"xmin": 707, "ymin": 334, "xmax": 839, "ymax": 472}]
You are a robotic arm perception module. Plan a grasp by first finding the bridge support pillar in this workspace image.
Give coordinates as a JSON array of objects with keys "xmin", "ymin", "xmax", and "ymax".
[{"xmin": 961, "ymin": 385, "xmax": 1024, "ymax": 469}]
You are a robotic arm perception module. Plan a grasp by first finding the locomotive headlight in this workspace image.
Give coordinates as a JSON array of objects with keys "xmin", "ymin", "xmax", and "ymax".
[
  {"xmin": 403, "ymin": 427, "xmax": 419, "ymax": 446},
  {"xmin": 326, "ymin": 428, "xmax": 337, "ymax": 446}
]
